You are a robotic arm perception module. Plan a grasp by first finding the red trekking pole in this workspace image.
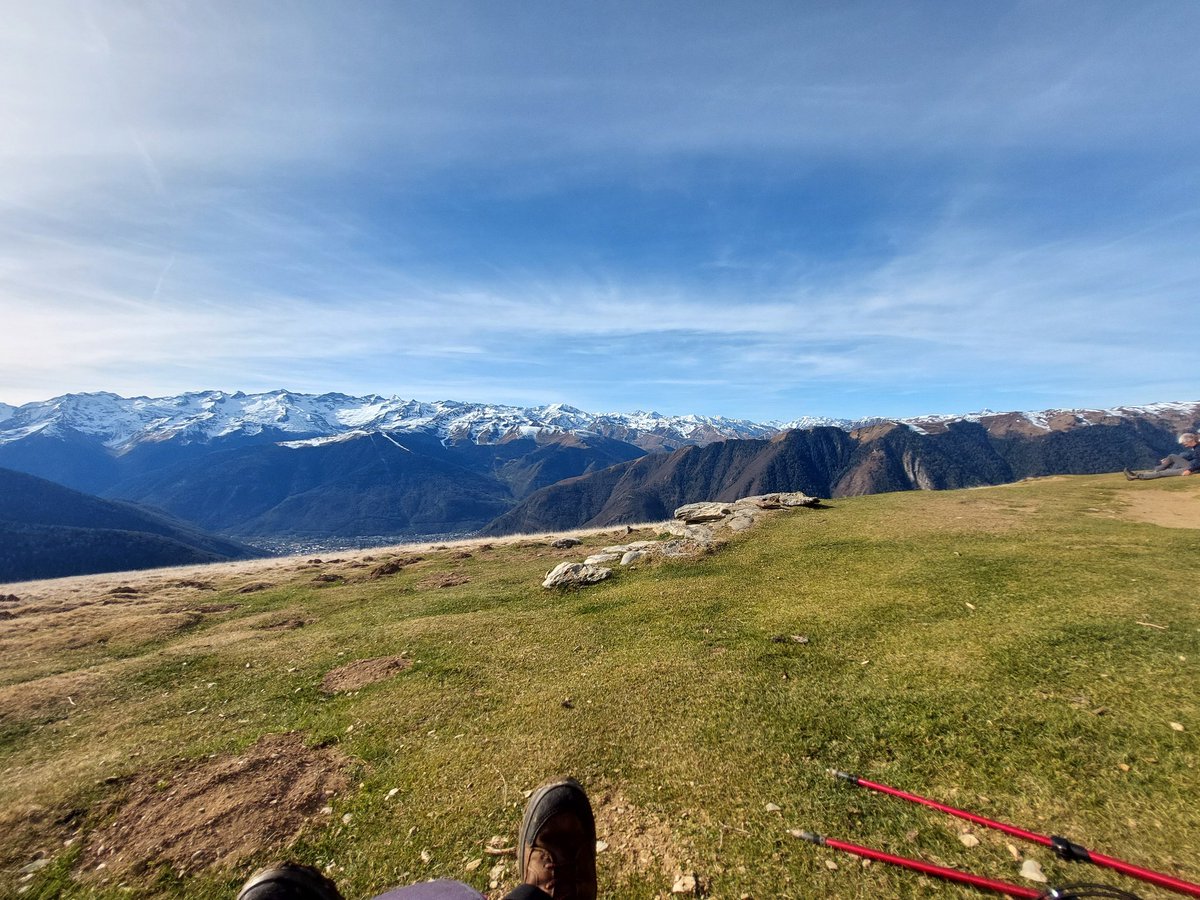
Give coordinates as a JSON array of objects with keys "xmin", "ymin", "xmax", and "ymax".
[
  {"xmin": 799, "ymin": 829, "xmax": 1049, "ymax": 898},
  {"xmin": 827, "ymin": 770, "xmax": 1200, "ymax": 898}
]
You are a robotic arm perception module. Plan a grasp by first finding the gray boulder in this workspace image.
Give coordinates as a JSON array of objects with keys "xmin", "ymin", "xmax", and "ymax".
[
  {"xmin": 542, "ymin": 562, "xmax": 613, "ymax": 589},
  {"xmin": 673, "ymin": 502, "xmax": 732, "ymax": 523}
]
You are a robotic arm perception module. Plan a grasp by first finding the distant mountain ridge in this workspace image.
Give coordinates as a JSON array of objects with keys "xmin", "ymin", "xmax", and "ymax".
[
  {"xmin": 1, "ymin": 391, "xmax": 1196, "ymax": 550},
  {"xmin": 2, "ymin": 390, "xmax": 1195, "ymax": 453},
  {"xmin": 484, "ymin": 411, "xmax": 1200, "ymax": 536}
]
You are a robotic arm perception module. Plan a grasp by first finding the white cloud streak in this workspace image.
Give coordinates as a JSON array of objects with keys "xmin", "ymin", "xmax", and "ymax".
[{"xmin": 2, "ymin": 2, "xmax": 1199, "ymax": 417}]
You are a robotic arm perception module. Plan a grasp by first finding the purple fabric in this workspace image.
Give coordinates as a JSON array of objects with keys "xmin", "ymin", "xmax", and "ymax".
[{"xmin": 370, "ymin": 879, "xmax": 484, "ymax": 900}]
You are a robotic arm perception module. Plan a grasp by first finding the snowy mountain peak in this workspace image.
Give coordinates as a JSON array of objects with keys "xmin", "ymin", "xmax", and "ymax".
[
  {"xmin": 1, "ymin": 392, "xmax": 1196, "ymax": 455},
  {"xmin": 0, "ymin": 390, "xmax": 777, "ymax": 454}
]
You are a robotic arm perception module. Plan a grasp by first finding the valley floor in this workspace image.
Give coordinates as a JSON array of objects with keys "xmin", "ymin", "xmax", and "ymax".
[{"xmin": 2, "ymin": 474, "xmax": 1198, "ymax": 899}]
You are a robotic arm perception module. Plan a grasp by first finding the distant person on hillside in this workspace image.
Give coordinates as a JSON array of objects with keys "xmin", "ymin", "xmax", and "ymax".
[
  {"xmin": 236, "ymin": 778, "xmax": 597, "ymax": 900},
  {"xmin": 1125, "ymin": 432, "xmax": 1200, "ymax": 480}
]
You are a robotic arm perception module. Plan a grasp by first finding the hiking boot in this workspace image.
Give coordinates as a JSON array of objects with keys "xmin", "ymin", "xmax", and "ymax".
[
  {"xmin": 237, "ymin": 862, "xmax": 344, "ymax": 900},
  {"xmin": 517, "ymin": 777, "xmax": 597, "ymax": 900},
  {"xmin": 1124, "ymin": 468, "xmax": 1139, "ymax": 481}
]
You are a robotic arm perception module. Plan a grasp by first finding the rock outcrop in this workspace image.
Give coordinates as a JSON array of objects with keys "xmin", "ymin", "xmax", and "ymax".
[{"xmin": 541, "ymin": 490, "xmax": 819, "ymax": 588}]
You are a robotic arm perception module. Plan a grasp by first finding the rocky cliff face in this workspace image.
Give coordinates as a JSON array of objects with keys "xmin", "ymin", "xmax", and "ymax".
[{"xmin": 482, "ymin": 416, "xmax": 1192, "ymax": 535}]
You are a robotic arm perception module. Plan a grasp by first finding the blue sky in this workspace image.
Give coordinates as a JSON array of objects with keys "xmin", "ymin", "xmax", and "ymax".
[{"xmin": 2, "ymin": 1, "xmax": 1198, "ymax": 420}]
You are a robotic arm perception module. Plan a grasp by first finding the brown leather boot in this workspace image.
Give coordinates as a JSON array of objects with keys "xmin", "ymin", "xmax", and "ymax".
[{"xmin": 517, "ymin": 777, "xmax": 598, "ymax": 900}]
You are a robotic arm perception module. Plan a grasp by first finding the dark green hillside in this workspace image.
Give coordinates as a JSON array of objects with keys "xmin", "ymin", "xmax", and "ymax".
[{"xmin": 0, "ymin": 467, "xmax": 264, "ymax": 582}]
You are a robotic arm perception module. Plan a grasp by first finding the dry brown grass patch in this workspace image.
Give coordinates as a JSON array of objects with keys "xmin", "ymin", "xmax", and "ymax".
[{"xmin": 1119, "ymin": 488, "xmax": 1200, "ymax": 529}]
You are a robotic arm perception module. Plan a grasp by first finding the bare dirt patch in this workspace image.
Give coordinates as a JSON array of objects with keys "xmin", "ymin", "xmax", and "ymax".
[
  {"xmin": 320, "ymin": 655, "xmax": 411, "ymax": 693},
  {"xmin": 592, "ymin": 790, "xmax": 684, "ymax": 883},
  {"xmin": 1120, "ymin": 489, "xmax": 1200, "ymax": 529},
  {"xmin": 417, "ymin": 572, "xmax": 470, "ymax": 589},
  {"xmin": 369, "ymin": 555, "xmax": 425, "ymax": 579},
  {"xmin": 190, "ymin": 603, "xmax": 240, "ymax": 614},
  {"xmin": 254, "ymin": 617, "xmax": 313, "ymax": 631},
  {"xmin": 81, "ymin": 733, "xmax": 349, "ymax": 880},
  {"xmin": 169, "ymin": 579, "xmax": 216, "ymax": 591},
  {"xmin": 236, "ymin": 582, "xmax": 274, "ymax": 594}
]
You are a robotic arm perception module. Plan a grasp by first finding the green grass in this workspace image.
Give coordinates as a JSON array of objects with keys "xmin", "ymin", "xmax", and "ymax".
[{"xmin": 2, "ymin": 475, "xmax": 1199, "ymax": 899}]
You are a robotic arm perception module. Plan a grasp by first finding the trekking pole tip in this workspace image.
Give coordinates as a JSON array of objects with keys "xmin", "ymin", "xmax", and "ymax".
[
  {"xmin": 829, "ymin": 769, "xmax": 859, "ymax": 784},
  {"xmin": 796, "ymin": 830, "xmax": 825, "ymax": 845}
]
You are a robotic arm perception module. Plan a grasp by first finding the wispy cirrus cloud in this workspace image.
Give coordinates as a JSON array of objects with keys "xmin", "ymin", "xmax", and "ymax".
[{"xmin": 2, "ymin": 2, "xmax": 1199, "ymax": 418}]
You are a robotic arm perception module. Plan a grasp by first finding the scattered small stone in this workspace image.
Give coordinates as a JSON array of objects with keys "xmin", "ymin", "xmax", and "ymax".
[
  {"xmin": 465, "ymin": 858, "xmax": 483, "ymax": 872},
  {"xmin": 562, "ymin": 698, "xmax": 575, "ymax": 709},
  {"xmin": 1020, "ymin": 858, "xmax": 1047, "ymax": 883},
  {"xmin": 595, "ymin": 840, "xmax": 609, "ymax": 853},
  {"xmin": 387, "ymin": 788, "xmax": 400, "ymax": 799},
  {"xmin": 551, "ymin": 538, "xmax": 583, "ymax": 549},
  {"xmin": 19, "ymin": 859, "xmax": 51, "ymax": 874},
  {"xmin": 905, "ymin": 829, "xmax": 919, "ymax": 842},
  {"xmin": 764, "ymin": 802, "xmax": 781, "ymax": 813},
  {"xmin": 488, "ymin": 861, "xmax": 507, "ymax": 887},
  {"xmin": 1118, "ymin": 763, "xmax": 1131, "ymax": 772},
  {"xmin": 959, "ymin": 833, "xmax": 980, "ymax": 848},
  {"xmin": 1006, "ymin": 843, "xmax": 1021, "ymax": 861},
  {"xmin": 671, "ymin": 873, "xmax": 699, "ymax": 894},
  {"xmin": 341, "ymin": 813, "xmax": 352, "ymax": 825},
  {"xmin": 1170, "ymin": 721, "xmax": 1185, "ymax": 732},
  {"xmin": 420, "ymin": 850, "xmax": 432, "ymax": 864},
  {"xmin": 824, "ymin": 859, "xmax": 839, "ymax": 871}
]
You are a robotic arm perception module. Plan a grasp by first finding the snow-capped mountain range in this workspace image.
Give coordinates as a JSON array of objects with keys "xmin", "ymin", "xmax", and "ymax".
[
  {"xmin": 0, "ymin": 390, "xmax": 790, "ymax": 454},
  {"xmin": 0, "ymin": 390, "xmax": 1196, "ymax": 454}
]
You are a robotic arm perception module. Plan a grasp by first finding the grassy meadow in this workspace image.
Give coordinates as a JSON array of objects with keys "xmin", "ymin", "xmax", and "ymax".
[{"xmin": 2, "ymin": 474, "xmax": 1198, "ymax": 899}]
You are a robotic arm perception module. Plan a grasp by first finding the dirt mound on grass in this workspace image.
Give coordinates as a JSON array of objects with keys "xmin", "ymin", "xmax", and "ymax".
[
  {"xmin": 417, "ymin": 571, "xmax": 470, "ymax": 589},
  {"xmin": 82, "ymin": 733, "xmax": 348, "ymax": 880},
  {"xmin": 320, "ymin": 655, "xmax": 412, "ymax": 693}
]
